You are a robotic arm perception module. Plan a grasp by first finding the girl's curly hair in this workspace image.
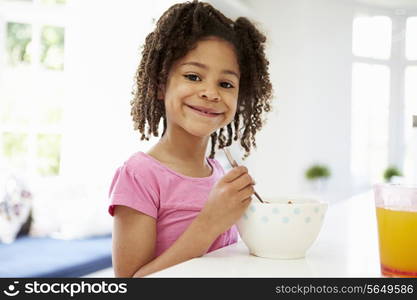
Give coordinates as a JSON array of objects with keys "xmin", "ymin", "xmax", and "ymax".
[{"xmin": 131, "ymin": 0, "xmax": 273, "ymax": 159}]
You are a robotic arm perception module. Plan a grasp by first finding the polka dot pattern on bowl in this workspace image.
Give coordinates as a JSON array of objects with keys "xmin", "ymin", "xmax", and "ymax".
[{"xmin": 242, "ymin": 203, "xmax": 326, "ymax": 226}]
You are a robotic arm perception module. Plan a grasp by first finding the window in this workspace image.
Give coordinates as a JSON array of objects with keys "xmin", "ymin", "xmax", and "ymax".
[
  {"xmin": 404, "ymin": 66, "xmax": 417, "ymax": 183},
  {"xmin": 0, "ymin": 0, "xmax": 66, "ymax": 177},
  {"xmin": 406, "ymin": 16, "xmax": 417, "ymax": 60},
  {"xmin": 352, "ymin": 16, "xmax": 392, "ymax": 59},
  {"xmin": 351, "ymin": 15, "xmax": 391, "ymax": 187},
  {"xmin": 351, "ymin": 63, "xmax": 390, "ymax": 185},
  {"xmin": 403, "ymin": 16, "xmax": 417, "ymax": 184},
  {"xmin": 351, "ymin": 11, "xmax": 417, "ymax": 188}
]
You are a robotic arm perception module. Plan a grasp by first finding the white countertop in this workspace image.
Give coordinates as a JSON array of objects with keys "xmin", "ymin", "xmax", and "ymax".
[{"xmin": 148, "ymin": 191, "xmax": 382, "ymax": 277}]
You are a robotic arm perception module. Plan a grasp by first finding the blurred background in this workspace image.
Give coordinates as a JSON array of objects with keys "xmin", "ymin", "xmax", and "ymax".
[{"xmin": 0, "ymin": 0, "xmax": 416, "ymax": 277}]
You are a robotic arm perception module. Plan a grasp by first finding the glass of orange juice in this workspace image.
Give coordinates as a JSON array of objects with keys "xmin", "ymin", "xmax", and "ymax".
[{"xmin": 374, "ymin": 184, "xmax": 417, "ymax": 277}]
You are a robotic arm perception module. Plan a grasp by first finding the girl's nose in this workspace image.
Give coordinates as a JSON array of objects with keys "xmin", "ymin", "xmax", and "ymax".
[{"xmin": 198, "ymin": 85, "xmax": 220, "ymax": 102}]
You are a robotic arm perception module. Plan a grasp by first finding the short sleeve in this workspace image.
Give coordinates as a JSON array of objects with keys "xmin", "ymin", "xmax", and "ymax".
[{"xmin": 108, "ymin": 163, "xmax": 159, "ymax": 219}]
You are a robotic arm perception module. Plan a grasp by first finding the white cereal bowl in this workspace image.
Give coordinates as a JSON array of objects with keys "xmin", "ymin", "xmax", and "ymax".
[{"xmin": 236, "ymin": 196, "xmax": 328, "ymax": 259}]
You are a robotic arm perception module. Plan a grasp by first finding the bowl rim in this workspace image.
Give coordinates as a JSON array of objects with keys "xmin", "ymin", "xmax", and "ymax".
[
  {"xmin": 250, "ymin": 201, "xmax": 328, "ymax": 206},
  {"xmin": 251, "ymin": 196, "xmax": 327, "ymax": 206}
]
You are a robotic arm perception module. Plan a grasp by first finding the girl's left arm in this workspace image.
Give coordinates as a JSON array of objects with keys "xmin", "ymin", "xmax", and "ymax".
[{"xmin": 132, "ymin": 212, "xmax": 219, "ymax": 277}]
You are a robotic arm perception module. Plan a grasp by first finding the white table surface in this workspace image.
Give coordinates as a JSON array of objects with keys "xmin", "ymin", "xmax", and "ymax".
[
  {"xmin": 85, "ymin": 191, "xmax": 382, "ymax": 278},
  {"xmin": 147, "ymin": 191, "xmax": 382, "ymax": 278}
]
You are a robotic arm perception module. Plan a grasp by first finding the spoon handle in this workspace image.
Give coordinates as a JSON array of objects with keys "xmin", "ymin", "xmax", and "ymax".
[
  {"xmin": 253, "ymin": 191, "xmax": 264, "ymax": 204},
  {"xmin": 222, "ymin": 148, "xmax": 265, "ymax": 203}
]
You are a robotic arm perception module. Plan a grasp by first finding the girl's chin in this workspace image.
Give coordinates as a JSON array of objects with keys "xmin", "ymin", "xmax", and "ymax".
[
  {"xmin": 175, "ymin": 119, "xmax": 232, "ymax": 138},
  {"xmin": 186, "ymin": 129, "xmax": 215, "ymax": 138},
  {"xmin": 182, "ymin": 126, "xmax": 219, "ymax": 138}
]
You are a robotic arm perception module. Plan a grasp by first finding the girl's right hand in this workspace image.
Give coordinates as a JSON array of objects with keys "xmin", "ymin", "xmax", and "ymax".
[{"xmin": 199, "ymin": 166, "xmax": 255, "ymax": 235}]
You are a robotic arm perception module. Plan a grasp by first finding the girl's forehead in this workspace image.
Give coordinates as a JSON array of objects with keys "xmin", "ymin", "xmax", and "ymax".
[{"xmin": 175, "ymin": 37, "xmax": 240, "ymax": 74}]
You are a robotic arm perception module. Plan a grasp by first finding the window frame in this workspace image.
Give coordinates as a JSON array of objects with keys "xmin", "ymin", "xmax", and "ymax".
[
  {"xmin": 351, "ymin": 4, "xmax": 417, "ymax": 187},
  {"xmin": 0, "ymin": 0, "xmax": 67, "ymax": 177}
]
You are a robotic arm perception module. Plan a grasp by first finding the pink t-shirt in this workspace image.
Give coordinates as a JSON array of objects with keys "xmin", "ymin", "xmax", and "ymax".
[{"xmin": 108, "ymin": 151, "xmax": 238, "ymax": 256}]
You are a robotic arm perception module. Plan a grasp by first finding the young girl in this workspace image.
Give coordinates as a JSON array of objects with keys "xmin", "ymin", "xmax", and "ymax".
[{"xmin": 108, "ymin": 0, "xmax": 272, "ymax": 277}]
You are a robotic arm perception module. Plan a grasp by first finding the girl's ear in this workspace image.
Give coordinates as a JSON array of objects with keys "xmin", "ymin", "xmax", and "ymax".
[{"xmin": 157, "ymin": 84, "xmax": 165, "ymax": 100}]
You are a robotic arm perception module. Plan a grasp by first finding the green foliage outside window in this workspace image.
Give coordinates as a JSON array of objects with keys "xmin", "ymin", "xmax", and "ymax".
[
  {"xmin": 6, "ymin": 22, "xmax": 32, "ymax": 65},
  {"xmin": 1, "ymin": 132, "xmax": 62, "ymax": 177},
  {"xmin": 2, "ymin": 132, "xmax": 28, "ymax": 158},
  {"xmin": 41, "ymin": 26, "xmax": 65, "ymax": 70},
  {"xmin": 36, "ymin": 134, "xmax": 61, "ymax": 176},
  {"xmin": 2, "ymin": 132, "xmax": 28, "ymax": 170}
]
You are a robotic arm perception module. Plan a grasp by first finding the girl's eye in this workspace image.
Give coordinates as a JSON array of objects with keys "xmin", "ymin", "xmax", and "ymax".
[
  {"xmin": 220, "ymin": 82, "xmax": 234, "ymax": 89},
  {"xmin": 184, "ymin": 74, "xmax": 201, "ymax": 81}
]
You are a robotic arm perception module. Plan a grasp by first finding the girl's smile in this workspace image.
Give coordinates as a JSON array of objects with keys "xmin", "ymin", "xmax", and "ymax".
[
  {"xmin": 185, "ymin": 104, "xmax": 224, "ymax": 117},
  {"xmin": 161, "ymin": 36, "xmax": 240, "ymax": 138}
]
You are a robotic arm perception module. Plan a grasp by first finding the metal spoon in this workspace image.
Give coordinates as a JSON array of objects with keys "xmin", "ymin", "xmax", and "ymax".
[{"xmin": 222, "ymin": 148, "xmax": 266, "ymax": 204}]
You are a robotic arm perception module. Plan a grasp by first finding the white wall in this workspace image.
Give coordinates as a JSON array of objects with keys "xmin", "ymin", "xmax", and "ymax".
[{"xmin": 238, "ymin": 0, "xmax": 355, "ymax": 201}]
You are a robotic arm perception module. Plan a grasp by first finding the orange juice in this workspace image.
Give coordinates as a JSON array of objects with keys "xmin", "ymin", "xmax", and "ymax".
[{"xmin": 376, "ymin": 207, "xmax": 417, "ymax": 277}]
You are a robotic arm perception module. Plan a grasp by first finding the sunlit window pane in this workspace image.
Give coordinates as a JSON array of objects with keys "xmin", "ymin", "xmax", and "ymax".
[
  {"xmin": 0, "ymin": 71, "xmax": 37, "ymax": 127},
  {"xmin": 40, "ymin": 0, "xmax": 66, "ymax": 5},
  {"xmin": 41, "ymin": 26, "xmax": 65, "ymax": 70},
  {"xmin": 406, "ymin": 17, "xmax": 417, "ymax": 60},
  {"xmin": 351, "ymin": 63, "xmax": 390, "ymax": 186},
  {"xmin": 6, "ymin": 22, "xmax": 32, "ymax": 66},
  {"xmin": 403, "ymin": 67, "xmax": 417, "ymax": 184},
  {"xmin": 2, "ymin": 132, "xmax": 28, "ymax": 157},
  {"xmin": 0, "ymin": 72, "xmax": 64, "ymax": 176},
  {"xmin": 35, "ymin": 74, "xmax": 64, "ymax": 126},
  {"xmin": 36, "ymin": 134, "xmax": 61, "ymax": 176},
  {"xmin": 2, "ymin": 132, "xmax": 29, "ymax": 170},
  {"xmin": 353, "ymin": 16, "xmax": 392, "ymax": 59}
]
